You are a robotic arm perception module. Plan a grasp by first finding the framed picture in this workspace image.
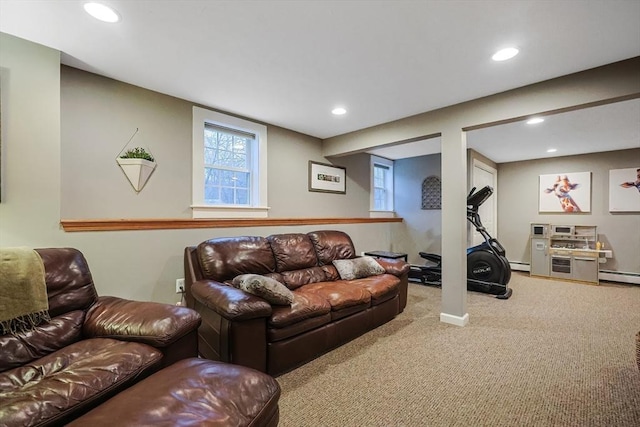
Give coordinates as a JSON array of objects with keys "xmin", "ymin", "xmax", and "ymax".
[
  {"xmin": 539, "ymin": 172, "xmax": 591, "ymax": 213},
  {"xmin": 609, "ymin": 167, "xmax": 640, "ymax": 212},
  {"xmin": 308, "ymin": 161, "xmax": 346, "ymax": 194}
]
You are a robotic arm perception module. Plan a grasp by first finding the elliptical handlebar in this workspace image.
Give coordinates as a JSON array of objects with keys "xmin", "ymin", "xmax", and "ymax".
[{"xmin": 467, "ymin": 185, "xmax": 493, "ymax": 211}]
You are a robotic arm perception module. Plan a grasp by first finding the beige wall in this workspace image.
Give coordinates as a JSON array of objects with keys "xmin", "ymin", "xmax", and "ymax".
[
  {"xmin": 60, "ymin": 66, "xmax": 372, "ymax": 219},
  {"xmin": 393, "ymin": 153, "xmax": 442, "ymax": 264},
  {"xmin": 0, "ymin": 33, "xmax": 392, "ymax": 305},
  {"xmin": 498, "ymin": 148, "xmax": 640, "ymax": 275},
  {"xmin": 0, "ymin": 33, "xmax": 62, "ymax": 246}
]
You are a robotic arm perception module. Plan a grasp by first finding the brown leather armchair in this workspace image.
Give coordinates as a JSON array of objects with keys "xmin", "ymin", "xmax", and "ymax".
[{"xmin": 0, "ymin": 248, "xmax": 202, "ymax": 426}]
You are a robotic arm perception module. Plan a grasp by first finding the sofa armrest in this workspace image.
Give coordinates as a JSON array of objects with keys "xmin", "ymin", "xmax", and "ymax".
[
  {"xmin": 191, "ymin": 280, "xmax": 272, "ymax": 321},
  {"xmin": 83, "ymin": 296, "xmax": 202, "ymax": 348},
  {"xmin": 375, "ymin": 258, "xmax": 411, "ymax": 276}
]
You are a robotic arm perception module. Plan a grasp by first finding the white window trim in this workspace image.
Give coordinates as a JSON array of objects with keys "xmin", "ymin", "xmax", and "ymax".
[
  {"xmin": 370, "ymin": 155, "xmax": 395, "ymax": 218},
  {"xmin": 192, "ymin": 106, "xmax": 269, "ymax": 218}
]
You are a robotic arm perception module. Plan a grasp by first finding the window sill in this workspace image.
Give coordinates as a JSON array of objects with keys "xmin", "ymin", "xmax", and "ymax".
[
  {"xmin": 369, "ymin": 210, "xmax": 396, "ymax": 218},
  {"xmin": 191, "ymin": 205, "xmax": 270, "ymax": 219}
]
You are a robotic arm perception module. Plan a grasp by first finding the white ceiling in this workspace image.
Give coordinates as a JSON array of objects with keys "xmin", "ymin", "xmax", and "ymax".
[{"xmin": 1, "ymin": 0, "xmax": 639, "ymax": 162}]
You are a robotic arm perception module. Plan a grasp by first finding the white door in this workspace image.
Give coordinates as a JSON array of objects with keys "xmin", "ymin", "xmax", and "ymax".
[{"xmin": 471, "ymin": 160, "xmax": 497, "ymax": 247}]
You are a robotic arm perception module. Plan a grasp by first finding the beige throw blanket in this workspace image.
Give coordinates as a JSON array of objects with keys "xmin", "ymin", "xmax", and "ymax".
[{"xmin": 0, "ymin": 247, "xmax": 50, "ymax": 335}]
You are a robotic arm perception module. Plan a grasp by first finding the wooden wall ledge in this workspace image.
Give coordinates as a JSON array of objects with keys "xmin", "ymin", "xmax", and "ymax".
[{"xmin": 60, "ymin": 217, "xmax": 403, "ymax": 232}]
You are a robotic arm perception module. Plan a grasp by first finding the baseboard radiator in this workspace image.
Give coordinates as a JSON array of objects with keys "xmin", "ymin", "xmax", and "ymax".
[{"xmin": 509, "ymin": 262, "xmax": 640, "ymax": 285}]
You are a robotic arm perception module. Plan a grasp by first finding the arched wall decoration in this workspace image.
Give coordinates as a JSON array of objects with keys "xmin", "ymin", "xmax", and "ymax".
[{"xmin": 422, "ymin": 175, "xmax": 441, "ymax": 210}]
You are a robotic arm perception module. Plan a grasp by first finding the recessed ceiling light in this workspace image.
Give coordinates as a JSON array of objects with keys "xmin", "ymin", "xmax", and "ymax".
[
  {"xmin": 332, "ymin": 107, "xmax": 347, "ymax": 115},
  {"xmin": 526, "ymin": 117, "xmax": 545, "ymax": 125},
  {"xmin": 492, "ymin": 47, "xmax": 519, "ymax": 61},
  {"xmin": 84, "ymin": 2, "xmax": 120, "ymax": 23},
  {"xmin": 547, "ymin": 148, "xmax": 557, "ymax": 153}
]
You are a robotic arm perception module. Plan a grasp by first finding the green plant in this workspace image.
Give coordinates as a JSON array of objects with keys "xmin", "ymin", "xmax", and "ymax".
[{"xmin": 119, "ymin": 147, "xmax": 154, "ymax": 162}]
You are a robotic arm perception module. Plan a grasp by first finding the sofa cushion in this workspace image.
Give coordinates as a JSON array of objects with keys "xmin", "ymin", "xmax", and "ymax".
[
  {"xmin": 0, "ymin": 310, "xmax": 84, "ymax": 373},
  {"xmin": 307, "ymin": 230, "xmax": 356, "ymax": 265},
  {"xmin": 268, "ymin": 313, "xmax": 332, "ymax": 342},
  {"xmin": 36, "ymin": 248, "xmax": 98, "ymax": 318},
  {"xmin": 298, "ymin": 281, "xmax": 371, "ymax": 311},
  {"xmin": 232, "ymin": 274, "xmax": 294, "ymax": 305},
  {"xmin": 332, "ymin": 256, "xmax": 385, "ymax": 280},
  {"xmin": 197, "ymin": 236, "xmax": 276, "ymax": 282},
  {"xmin": 0, "ymin": 338, "xmax": 162, "ymax": 427},
  {"xmin": 349, "ymin": 274, "xmax": 400, "ymax": 304},
  {"xmin": 268, "ymin": 233, "xmax": 318, "ymax": 272},
  {"xmin": 269, "ymin": 292, "xmax": 331, "ymax": 328},
  {"xmin": 280, "ymin": 266, "xmax": 331, "ymax": 290}
]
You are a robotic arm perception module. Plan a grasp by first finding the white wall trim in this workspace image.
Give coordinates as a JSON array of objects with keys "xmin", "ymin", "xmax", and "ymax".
[
  {"xmin": 191, "ymin": 205, "xmax": 270, "ymax": 219},
  {"xmin": 510, "ymin": 262, "xmax": 639, "ymax": 285},
  {"xmin": 510, "ymin": 262, "xmax": 530, "ymax": 272},
  {"xmin": 192, "ymin": 106, "xmax": 268, "ymax": 216},
  {"xmin": 369, "ymin": 210, "xmax": 396, "ymax": 218},
  {"xmin": 440, "ymin": 312, "xmax": 469, "ymax": 326},
  {"xmin": 599, "ymin": 270, "xmax": 640, "ymax": 285},
  {"xmin": 370, "ymin": 155, "xmax": 394, "ymax": 212}
]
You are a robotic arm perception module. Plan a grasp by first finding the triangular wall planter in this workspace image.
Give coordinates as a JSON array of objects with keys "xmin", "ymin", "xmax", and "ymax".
[{"xmin": 116, "ymin": 158, "xmax": 156, "ymax": 193}]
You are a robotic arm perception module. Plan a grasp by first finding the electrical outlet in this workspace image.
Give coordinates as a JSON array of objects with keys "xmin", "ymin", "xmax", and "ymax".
[{"xmin": 175, "ymin": 278, "xmax": 185, "ymax": 294}]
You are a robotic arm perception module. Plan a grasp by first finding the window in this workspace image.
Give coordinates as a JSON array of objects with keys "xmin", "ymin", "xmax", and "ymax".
[
  {"xmin": 370, "ymin": 155, "xmax": 394, "ymax": 217},
  {"xmin": 374, "ymin": 164, "xmax": 389, "ymax": 209},
  {"xmin": 192, "ymin": 107, "xmax": 268, "ymax": 218},
  {"xmin": 204, "ymin": 124, "xmax": 251, "ymax": 205}
]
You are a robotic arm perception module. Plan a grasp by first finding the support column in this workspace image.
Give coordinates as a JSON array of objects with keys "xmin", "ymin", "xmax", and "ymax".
[{"xmin": 440, "ymin": 128, "xmax": 469, "ymax": 326}]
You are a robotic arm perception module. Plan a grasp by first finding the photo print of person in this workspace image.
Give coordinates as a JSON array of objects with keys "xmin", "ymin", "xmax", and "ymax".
[
  {"xmin": 539, "ymin": 172, "xmax": 591, "ymax": 213},
  {"xmin": 609, "ymin": 167, "xmax": 640, "ymax": 212}
]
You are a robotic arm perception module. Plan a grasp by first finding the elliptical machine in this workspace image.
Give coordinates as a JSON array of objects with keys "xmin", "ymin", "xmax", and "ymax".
[{"xmin": 411, "ymin": 185, "xmax": 513, "ymax": 299}]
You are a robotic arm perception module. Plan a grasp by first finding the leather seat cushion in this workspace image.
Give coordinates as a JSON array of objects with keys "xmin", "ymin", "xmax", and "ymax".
[
  {"xmin": 0, "ymin": 338, "xmax": 162, "ymax": 427},
  {"xmin": 68, "ymin": 358, "xmax": 281, "ymax": 427},
  {"xmin": 268, "ymin": 313, "xmax": 332, "ymax": 342},
  {"xmin": 0, "ymin": 310, "xmax": 85, "ymax": 373},
  {"xmin": 268, "ymin": 292, "xmax": 331, "ymax": 328},
  {"xmin": 297, "ymin": 281, "xmax": 371, "ymax": 310},
  {"xmin": 349, "ymin": 274, "xmax": 400, "ymax": 304}
]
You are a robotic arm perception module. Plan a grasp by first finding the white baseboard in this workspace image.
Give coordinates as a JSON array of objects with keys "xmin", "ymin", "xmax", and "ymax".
[
  {"xmin": 440, "ymin": 312, "xmax": 469, "ymax": 327},
  {"xmin": 509, "ymin": 262, "xmax": 639, "ymax": 285},
  {"xmin": 599, "ymin": 270, "xmax": 640, "ymax": 285},
  {"xmin": 510, "ymin": 262, "xmax": 530, "ymax": 272}
]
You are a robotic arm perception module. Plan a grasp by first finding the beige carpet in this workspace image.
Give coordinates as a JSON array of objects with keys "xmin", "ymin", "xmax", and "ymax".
[{"xmin": 277, "ymin": 273, "xmax": 640, "ymax": 426}]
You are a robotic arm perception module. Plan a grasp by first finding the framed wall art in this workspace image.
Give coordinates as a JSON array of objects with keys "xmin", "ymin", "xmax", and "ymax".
[
  {"xmin": 539, "ymin": 171, "xmax": 591, "ymax": 213},
  {"xmin": 308, "ymin": 161, "xmax": 346, "ymax": 194},
  {"xmin": 609, "ymin": 167, "xmax": 640, "ymax": 212}
]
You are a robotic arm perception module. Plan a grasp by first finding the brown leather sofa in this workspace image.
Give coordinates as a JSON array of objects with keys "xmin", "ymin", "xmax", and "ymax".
[
  {"xmin": 184, "ymin": 230, "xmax": 410, "ymax": 376},
  {"xmin": 0, "ymin": 248, "xmax": 279, "ymax": 427}
]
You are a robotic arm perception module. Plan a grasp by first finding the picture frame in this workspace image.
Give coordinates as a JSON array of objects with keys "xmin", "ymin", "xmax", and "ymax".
[
  {"xmin": 539, "ymin": 171, "xmax": 591, "ymax": 213},
  {"xmin": 609, "ymin": 167, "xmax": 640, "ymax": 212},
  {"xmin": 308, "ymin": 161, "xmax": 346, "ymax": 194}
]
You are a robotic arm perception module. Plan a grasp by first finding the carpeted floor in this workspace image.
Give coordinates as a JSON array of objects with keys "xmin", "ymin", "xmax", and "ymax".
[{"xmin": 277, "ymin": 273, "xmax": 640, "ymax": 426}]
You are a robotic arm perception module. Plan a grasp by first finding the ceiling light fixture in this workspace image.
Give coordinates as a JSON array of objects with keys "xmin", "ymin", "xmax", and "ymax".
[
  {"xmin": 492, "ymin": 47, "xmax": 519, "ymax": 61},
  {"xmin": 84, "ymin": 2, "xmax": 120, "ymax": 23},
  {"xmin": 332, "ymin": 107, "xmax": 347, "ymax": 115},
  {"xmin": 547, "ymin": 148, "xmax": 557, "ymax": 153},
  {"xmin": 526, "ymin": 117, "xmax": 545, "ymax": 125}
]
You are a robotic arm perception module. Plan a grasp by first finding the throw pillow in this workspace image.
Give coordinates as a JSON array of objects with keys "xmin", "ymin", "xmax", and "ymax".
[
  {"xmin": 232, "ymin": 274, "xmax": 294, "ymax": 305},
  {"xmin": 332, "ymin": 256, "xmax": 386, "ymax": 281}
]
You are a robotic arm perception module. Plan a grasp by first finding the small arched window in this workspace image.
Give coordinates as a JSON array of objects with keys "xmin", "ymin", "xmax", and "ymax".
[{"xmin": 422, "ymin": 176, "xmax": 441, "ymax": 210}]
